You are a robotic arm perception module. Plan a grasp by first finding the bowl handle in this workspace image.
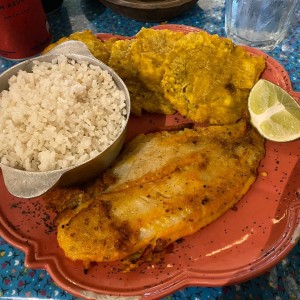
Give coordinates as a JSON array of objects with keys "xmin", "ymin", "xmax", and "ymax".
[
  {"xmin": 1, "ymin": 165, "xmax": 63, "ymax": 199},
  {"xmin": 46, "ymin": 40, "xmax": 95, "ymax": 59}
]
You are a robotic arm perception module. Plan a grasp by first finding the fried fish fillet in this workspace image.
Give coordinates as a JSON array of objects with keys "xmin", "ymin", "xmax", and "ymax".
[
  {"xmin": 51, "ymin": 121, "xmax": 265, "ymax": 264},
  {"xmin": 161, "ymin": 31, "xmax": 266, "ymax": 124}
]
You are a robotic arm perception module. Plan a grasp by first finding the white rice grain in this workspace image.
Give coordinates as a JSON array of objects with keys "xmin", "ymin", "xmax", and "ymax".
[{"xmin": 0, "ymin": 55, "xmax": 127, "ymax": 171}]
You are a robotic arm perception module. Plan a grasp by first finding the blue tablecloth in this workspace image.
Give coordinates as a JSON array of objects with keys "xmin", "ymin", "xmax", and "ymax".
[{"xmin": 0, "ymin": 0, "xmax": 299, "ymax": 299}]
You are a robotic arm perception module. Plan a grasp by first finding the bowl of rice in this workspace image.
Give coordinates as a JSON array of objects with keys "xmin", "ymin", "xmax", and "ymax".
[{"xmin": 0, "ymin": 41, "xmax": 130, "ymax": 198}]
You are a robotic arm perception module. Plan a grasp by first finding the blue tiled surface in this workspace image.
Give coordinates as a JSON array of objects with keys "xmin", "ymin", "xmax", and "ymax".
[{"xmin": 0, "ymin": 0, "xmax": 299, "ymax": 299}]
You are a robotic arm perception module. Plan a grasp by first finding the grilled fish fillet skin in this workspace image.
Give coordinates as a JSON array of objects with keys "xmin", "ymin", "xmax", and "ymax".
[
  {"xmin": 103, "ymin": 121, "xmax": 250, "ymax": 192},
  {"xmin": 55, "ymin": 121, "xmax": 265, "ymax": 264}
]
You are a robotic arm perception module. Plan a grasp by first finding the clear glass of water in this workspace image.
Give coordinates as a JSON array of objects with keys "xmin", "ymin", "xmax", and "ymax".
[{"xmin": 225, "ymin": 0, "xmax": 298, "ymax": 51}]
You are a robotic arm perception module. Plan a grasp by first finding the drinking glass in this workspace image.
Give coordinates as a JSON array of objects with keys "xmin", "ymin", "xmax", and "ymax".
[{"xmin": 225, "ymin": 0, "xmax": 298, "ymax": 51}]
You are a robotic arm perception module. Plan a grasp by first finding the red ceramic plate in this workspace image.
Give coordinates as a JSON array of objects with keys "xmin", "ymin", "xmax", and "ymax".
[{"xmin": 0, "ymin": 25, "xmax": 300, "ymax": 299}]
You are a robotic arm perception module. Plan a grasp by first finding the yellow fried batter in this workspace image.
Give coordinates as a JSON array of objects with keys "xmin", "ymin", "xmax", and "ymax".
[
  {"xmin": 108, "ymin": 38, "xmax": 175, "ymax": 115},
  {"xmin": 161, "ymin": 31, "xmax": 266, "ymax": 124},
  {"xmin": 108, "ymin": 39, "xmax": 144, "ymax": 115},
  {"xmin": 108, "ymin": 39, "xmax": 138, "ymax": 79},
  {"xmin": 127, "ymin": 80, "xmax": 175, "ymax": 115},
  {"xmin": 43, "ymin": 30, "xmax": 113, "ymax": 64},
  {"xmin": 131, "ymin": 28, "xmax": 184, "ymax": 92}
]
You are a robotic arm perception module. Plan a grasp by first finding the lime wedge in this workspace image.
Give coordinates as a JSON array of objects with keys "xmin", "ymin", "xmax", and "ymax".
[{"xmin": 248, "ymin": 79, "xmax": 300, "ymax": 142}]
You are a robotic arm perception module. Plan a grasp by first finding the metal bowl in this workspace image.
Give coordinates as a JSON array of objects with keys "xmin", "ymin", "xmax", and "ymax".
[{"xmin": 0, "ymin": 41, "xmax": 130, "ymax": 199}]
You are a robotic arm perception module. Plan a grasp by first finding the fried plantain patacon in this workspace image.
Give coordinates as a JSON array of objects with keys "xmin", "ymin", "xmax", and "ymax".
[
  {"xmin": 131, "ymin": 28, "xmax": 184, "ymax": 93},
  {"xmin": 43, "ymin": 28, "xmax": 266, "ymax": 120},
  {"xmin": 45, "ymin": 121, "xmax": 265, "ymax": 266},
  {"xmin": 108, "ymin": 38, "xmax": 175, "ymax": 115},
  {"xmin": 129, "ymin": 28, "xmax": 185, "ymax": 115},
  {"xmin": 161, "ymin": 31, "xmax": 266, "ymax": 124}
]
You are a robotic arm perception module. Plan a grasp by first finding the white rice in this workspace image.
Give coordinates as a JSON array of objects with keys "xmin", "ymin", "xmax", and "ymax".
[{"xmin": 0, "ymin": 55, "xmax": 127, "ymax": 172}]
